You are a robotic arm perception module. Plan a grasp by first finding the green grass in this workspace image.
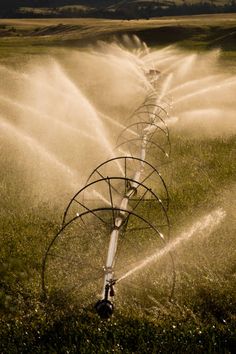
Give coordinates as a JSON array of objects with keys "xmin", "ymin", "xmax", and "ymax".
[
  {"xmin": 0, "ymin": 13, "xmax": 236, "ymax": 60},
  {"xmin": 1, "ymin": 133, "xmax": 235, "ymax": 353}
]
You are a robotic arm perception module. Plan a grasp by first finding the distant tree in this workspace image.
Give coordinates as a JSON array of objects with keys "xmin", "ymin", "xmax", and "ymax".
[{"xmin": 0, "ymin": 0, "xmax": 235, "ymax": 19}]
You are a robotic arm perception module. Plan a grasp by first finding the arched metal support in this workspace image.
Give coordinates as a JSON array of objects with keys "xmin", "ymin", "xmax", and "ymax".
[
  {"xmin": 42, "ymin": 207, "xmax": 175, "ymax": 302},
  {"xmin": 85, "ymin": 156, "xmax": 170, "ymax": 210},
  {"xmin": 42, "ymin": 57, "xmax": 175, "ymax": 319},
  {"xmin": 116, "ymin": 121, "xmax": 171, "ymax": 156},
  {"xmin": 62, "ymin": 176, "xmax": 170, "ymax": 229},
  {"xmin": 133, "ymin": 102, "xmax": 169, "ymax": 120},
  {"xmin": 129, "ymin": 109, "xmax": 169, "ymax": 134},
  {"xmin": 115, "ymin": 137, "xmax": 169, "ymax": 159},
  {"xmin": 143, "ymin": 91, "xmax": 172, "ymax": 109}
]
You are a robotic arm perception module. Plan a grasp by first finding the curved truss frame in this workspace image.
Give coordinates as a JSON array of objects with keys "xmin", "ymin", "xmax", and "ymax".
[
  {"xmin": 130, "ymin": 109, "xmax": 169, "ymax": 132},
  {"xmin": 144, "ymin": 90, "xmax": 172, "ymax": 106},
  {"xmin": 133, "ymin": 103, "xmax": 169, "ymax": 119},
  {"xmin": 115, "ymin": 137, "xmax": 169, "ymax": 158},
  {"xmin": 42, "ymin": 206, "xmax": 175, "ymax": 300},
  {"xmin": 62, "ymin": 175, "xmax": 170, "ymax": 228},
  {"xmin": 116, "ymin": 121, "xmax": 171, "ymax": 156},
  {"xmin": 42, "ymin": 64, "xmax": 175, "ymax": 317},
  {"xmin": 85, "ymin": 156, "xmax": 170, "ymax": 209}
]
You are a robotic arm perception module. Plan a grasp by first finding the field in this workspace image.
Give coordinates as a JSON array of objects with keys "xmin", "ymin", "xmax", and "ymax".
[{"xmin": 0, "ymin": 14, "xmax": 236, "ymax": 353}]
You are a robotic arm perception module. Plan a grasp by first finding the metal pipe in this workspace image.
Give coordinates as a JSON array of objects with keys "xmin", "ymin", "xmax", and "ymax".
[{"xmin": 101, "ymin": 128, "xmax": 151, "ymax": 301}]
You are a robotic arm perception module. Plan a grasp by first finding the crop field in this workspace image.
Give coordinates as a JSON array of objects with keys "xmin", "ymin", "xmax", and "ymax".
[{"xmin": 0, "ymin": 14, "xmax": 236, "ymax": 353}]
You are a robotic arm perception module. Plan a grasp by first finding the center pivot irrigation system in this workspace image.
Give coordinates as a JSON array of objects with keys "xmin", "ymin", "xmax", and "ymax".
[{"xmin": 42, "ymin": 68, "xmax": 175, "ymax": 319}]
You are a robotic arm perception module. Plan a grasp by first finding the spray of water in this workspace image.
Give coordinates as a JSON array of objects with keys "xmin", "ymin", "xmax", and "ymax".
[
  {"xmin": 1, "ymin": 40, "xmax": 236, "ymax": 205},
  {"xmin": 0, "ymin": 119, "xmax": 79, "ymax": 183},
  {"xmin": 117, "ymin": 208, "xmax": 226, "ymax": 283},
  {"xmin": 174, "ymin": 77, "xmax": 236, "ymax": 104},
  {"xmin": 33, "ymin": 38, "xmax": 235, "ymax": 316}
]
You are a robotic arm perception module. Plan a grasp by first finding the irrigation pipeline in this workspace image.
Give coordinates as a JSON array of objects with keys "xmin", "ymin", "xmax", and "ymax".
[
  {"xmin": 41, "ymin": 68, "xmax": 175, "ymax": 319},
  {"xmin": 101, "ymin": 108, "xmax": 167, "ymax": 299}
]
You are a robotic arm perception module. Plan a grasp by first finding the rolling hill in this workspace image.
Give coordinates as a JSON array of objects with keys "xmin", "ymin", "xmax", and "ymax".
[{"xmin": 0, "ymin": 0, "xmax": 235, "ymax": 18}]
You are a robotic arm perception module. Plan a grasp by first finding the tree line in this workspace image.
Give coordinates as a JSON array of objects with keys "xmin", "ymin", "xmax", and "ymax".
[{"xmin": 0, "ymin": 1, "xmax": 235, "ymax": 18}]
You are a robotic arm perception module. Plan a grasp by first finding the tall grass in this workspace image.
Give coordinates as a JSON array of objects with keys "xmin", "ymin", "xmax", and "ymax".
[{"xmin": 1, "ymin": 132, "xmax": 235, "ymax": 353}]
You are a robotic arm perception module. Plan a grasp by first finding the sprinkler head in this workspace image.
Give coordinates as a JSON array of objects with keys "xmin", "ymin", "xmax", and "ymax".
[{"xmin": 95, "ymin": 299, "xmax": 114, "ymax": 319}]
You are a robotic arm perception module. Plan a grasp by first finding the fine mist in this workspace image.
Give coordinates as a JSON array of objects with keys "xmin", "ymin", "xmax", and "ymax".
[{"xmin": 1, "ymin": 39, "xmax": 236, "ymax": 209}]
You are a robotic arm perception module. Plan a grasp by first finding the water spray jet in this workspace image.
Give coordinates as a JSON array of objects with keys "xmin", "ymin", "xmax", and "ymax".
[
  {"xmin": 117, "ymin": 208, "xmax": 226, "ymax": 284},
  {"xmin": 42, "ymin": 66, "xmax": 174, "ymax": 319},
  {"xmin": 40, "ymin": 41, "xmax": 234, "ymax": 320}
]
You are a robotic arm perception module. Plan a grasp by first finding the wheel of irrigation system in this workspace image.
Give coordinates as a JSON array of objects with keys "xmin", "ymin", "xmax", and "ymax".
[
  {"xmin": 41, "ymin": 65, "xmax": 176, "ymax": 319},
  {"xmin": 42, "ymin": 205, "xmax": 175, "ymax": 318}
]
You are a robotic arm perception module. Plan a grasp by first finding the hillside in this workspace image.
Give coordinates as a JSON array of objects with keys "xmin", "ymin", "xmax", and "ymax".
[
  {"xmin": 0, "ymin": 14, "xmax": 236, "ymax": 57},
  {"xmin": 0, "ymin": 0, "xmax": 235, "ymax": 18}
]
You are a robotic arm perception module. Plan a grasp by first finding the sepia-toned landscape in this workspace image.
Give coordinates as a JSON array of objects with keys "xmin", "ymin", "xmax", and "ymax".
[{"xmin": 0, "ymin": 13, "xmax": 236, "ymax": 353}]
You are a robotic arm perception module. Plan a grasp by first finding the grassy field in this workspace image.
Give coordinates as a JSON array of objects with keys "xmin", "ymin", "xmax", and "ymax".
[
  {"xmin": 0, "ymin": 13, "xmax": 236, "ymax": 55},
  {"xmin": 0, "ymin": 14, "xmax": 236, "ymax": 353}
]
